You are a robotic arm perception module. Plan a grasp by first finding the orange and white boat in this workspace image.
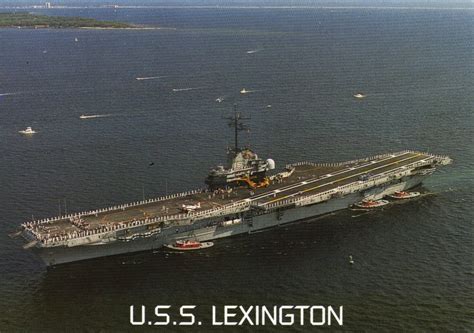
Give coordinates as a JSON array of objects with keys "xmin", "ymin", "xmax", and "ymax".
[
  {"xmin": 353, "ymin": 199, "xmax": 389, "ymax": 209},
  {"xmin": 164, "ymin": 240, "xmax": 214, "ymax": 251},
  {"xmin": 387, "ymin": 191, "xmax": 420, "ymax": 200}
]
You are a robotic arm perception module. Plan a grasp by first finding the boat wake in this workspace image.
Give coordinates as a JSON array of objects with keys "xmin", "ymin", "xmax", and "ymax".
[
  {"xmin": 0, "ymin": 92, "xmax": 19, "ymax": 97},
  {"xmin": 120, "ymin": 258, "xmax": 144, "ymax": 265},
  {"xmin": 172, "ymin": 87, "xmax": 204, "ymax": 92},
  {"xmin": 136, "ymin": 76, "xmax": 166, "ymax": 81},
  {"xmin": 240, "ymin": 88, "xmax": 257, "ymax": 94},
  {"xmin": 79, "ymin": 114, "xmax": 112, "ymax": 119}
]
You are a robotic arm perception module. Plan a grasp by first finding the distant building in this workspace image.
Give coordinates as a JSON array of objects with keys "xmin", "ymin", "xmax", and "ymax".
[{"xmin": 45, "ymin": 2, "xmax": 51, "ymax": 8}]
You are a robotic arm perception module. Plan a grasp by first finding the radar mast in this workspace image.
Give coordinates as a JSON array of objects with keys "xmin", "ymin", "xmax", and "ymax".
[
  {"xmin": 206, "ymin": 105, "xmax": 271, "ymax": 189},
  {"xmin": 225, "ymin": 104, "xmax": 250, "ymax": 156}
]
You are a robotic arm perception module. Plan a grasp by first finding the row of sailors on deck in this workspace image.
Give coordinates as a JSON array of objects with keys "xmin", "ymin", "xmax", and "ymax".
[
  {"xmin": 34, "ymin": 224, "xmax": 115, "ymax": 243},
  {"xmin": 23, "ymin": 222, "xmax": 115, "ymax": 243},
  {"xmin": 22, "ymin": 222, "xmax": 36, "ymax": 229},
  {"xmin": 25, "ymin": 188, "xmax": 215, "ymax": 226},
  {"xmin": 27, "ymin": 217, "xmax": 161, "ymax": 244}
]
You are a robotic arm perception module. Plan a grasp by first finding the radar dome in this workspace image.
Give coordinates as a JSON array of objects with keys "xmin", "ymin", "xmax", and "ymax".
[{"xmin": 266, "ymin": 159, "xmax": 275, "ymax": 170}]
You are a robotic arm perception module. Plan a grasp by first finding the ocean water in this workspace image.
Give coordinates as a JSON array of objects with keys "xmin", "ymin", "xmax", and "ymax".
[{"xmin": 0, "ymin": 6, "xmax": 472, "ymax": 332}]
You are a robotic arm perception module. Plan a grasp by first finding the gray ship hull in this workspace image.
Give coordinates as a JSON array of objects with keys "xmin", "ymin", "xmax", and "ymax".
[{"xmin": 34, "ymin": 175, "xmax": 425, "ymax": 266}]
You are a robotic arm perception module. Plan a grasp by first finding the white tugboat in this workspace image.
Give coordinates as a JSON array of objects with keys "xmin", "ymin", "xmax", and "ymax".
[
  {"xmin": 387, "ymin": 191, "xmax": 420, "ymax": 200},
  {"xmin": 353, "ymin": 199, "xmax": 389, "ymax": 209}
]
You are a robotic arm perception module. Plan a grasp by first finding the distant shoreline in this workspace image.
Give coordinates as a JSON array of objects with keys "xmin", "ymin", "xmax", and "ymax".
[
  {"xmin": 0, "ymin": 12, "xmax": 161, "ymax": 30},
  {"xmin": 79, "ymin": 27, "xmax": 176, "ymax": 31},
  {"xmin": 2, "ymin": 26, "xmax": 175, "ymax": 31}
]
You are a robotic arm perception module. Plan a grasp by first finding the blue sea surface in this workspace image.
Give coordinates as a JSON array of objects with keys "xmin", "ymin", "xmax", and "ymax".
[{"xmin": 0, "ymin": 6, "xmax": 472, "ymax": 332}]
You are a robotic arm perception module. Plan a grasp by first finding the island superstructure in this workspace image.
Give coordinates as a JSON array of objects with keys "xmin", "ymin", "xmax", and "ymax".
[{"xmin": 15, "ymin": 110, "xmax": 452, "ymax": 266}]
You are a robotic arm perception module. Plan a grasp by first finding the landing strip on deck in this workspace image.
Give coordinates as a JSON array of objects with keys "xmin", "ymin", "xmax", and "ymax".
[
  {"xmin": 86, "ymin": 151, "xmax": 423, "ymax": 224},
  {"xmin": 257, "ymin": 152, "xmax": 427, "ymax": 205}
]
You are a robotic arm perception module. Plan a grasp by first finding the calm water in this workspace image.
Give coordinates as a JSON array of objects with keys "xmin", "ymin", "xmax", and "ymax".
[{"xmin": 0, "ymin": 7, "xmax": 472, "ymax": 332}]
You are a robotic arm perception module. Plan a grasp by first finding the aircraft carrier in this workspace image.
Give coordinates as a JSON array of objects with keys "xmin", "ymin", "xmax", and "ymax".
[{"xmin": 14, "ymin": 110, "xmax": 452, "ymax": 266}]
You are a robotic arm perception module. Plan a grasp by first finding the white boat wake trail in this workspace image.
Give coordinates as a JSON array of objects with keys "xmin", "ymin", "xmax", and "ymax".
[
  {"xmin": 136, "ymin": 76, "xmax": 166, "ymax": 81},
  {"xmin": 172, "ymin": 87, "xmax": 204, "ymax": 92},
  {"xmin": 79, "ymin": 114, "xmax": 112, "ymax": 119},
  {"xmin": 246, "ymin": 49, "xmax": 263, "ymax": 54}
]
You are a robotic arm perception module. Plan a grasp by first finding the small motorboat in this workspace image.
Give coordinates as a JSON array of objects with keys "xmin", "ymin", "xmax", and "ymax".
[
  {"xmin": 353, "ymin": 199, "xmax": 389, "ymax": 209},
  {"xmin": 240, "ymin": 88, "xmax": 252, "ymax": 94},
  {"xmin": 349, "ymin": 255, "xmax": 354, "ymax": 265},
  {"xmin": 164, "ymin": 240, "xmax": 214, "ymax": 251},
  {"xmin": 387, "ymin": 191, "xmax": 420, "ymax": 200},
  {"xmin": 353, "ymin": 93, "xmax": 366, "ymax": 99},
  {"xmin": 19, "ymin": 127, "xmax": 36, "ymax": 135}
]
